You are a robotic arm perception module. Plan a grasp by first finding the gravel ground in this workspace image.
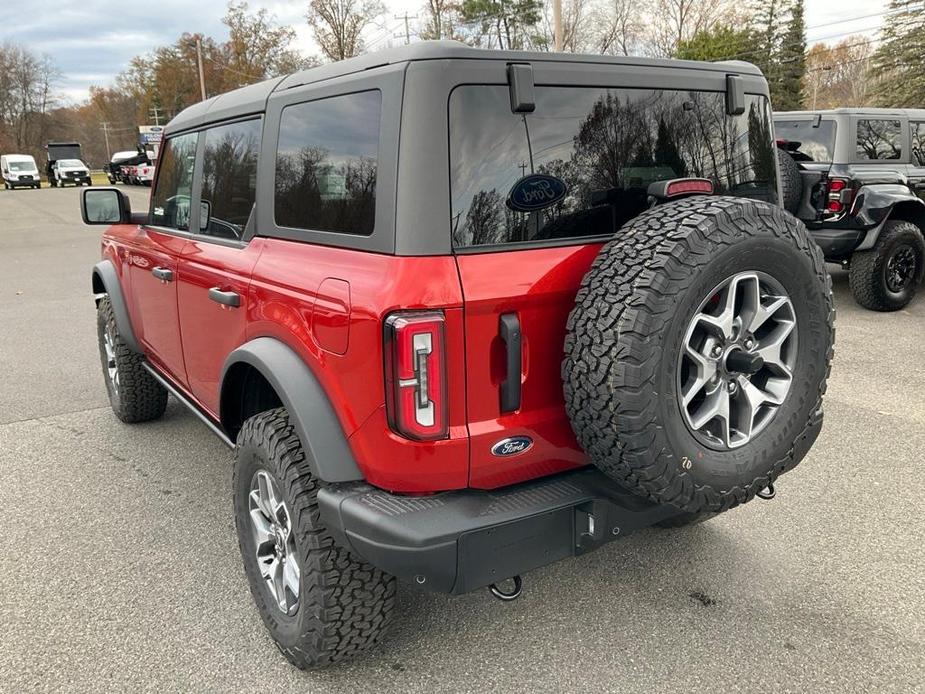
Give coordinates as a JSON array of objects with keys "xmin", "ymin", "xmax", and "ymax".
[{"xmin": 0, "ymin": 185, "xmax": 922, "ymax": 693}]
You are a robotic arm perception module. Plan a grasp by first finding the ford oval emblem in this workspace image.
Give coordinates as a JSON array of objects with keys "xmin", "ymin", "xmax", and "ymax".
[
  {"xmin": 506, "ymin": 174, "xmax": 568, "ymax": 212},
  {"xmin": 491, "ymin": 436, "xmax": 534, "ymax": 457}
]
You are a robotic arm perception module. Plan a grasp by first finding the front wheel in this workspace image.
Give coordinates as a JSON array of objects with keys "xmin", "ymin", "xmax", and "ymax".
[
  {"xmin": 234, "ymin": 408, "xmax": 396, "ymax": 669},
  {"xmin": 97, "ymin": 296, "xmax": 167, "ymax": 422},
  {"xmin": 849, "ymin": 220, "xmax": 925, "ymax": 311}
]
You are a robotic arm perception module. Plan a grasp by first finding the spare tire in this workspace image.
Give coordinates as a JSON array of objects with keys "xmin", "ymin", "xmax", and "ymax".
[
  {"xmin": 563, "ymin": 196, "xmax": 834, "ymax": 513},
  {"xmin": 777, "ymin": 149, "xmax": 802, "ymax": 214}
]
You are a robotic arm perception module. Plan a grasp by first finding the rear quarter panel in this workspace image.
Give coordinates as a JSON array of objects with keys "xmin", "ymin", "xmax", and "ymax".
[{"xmin": 247, "ymin": 239, "xmax": 470, "ymax": 492}]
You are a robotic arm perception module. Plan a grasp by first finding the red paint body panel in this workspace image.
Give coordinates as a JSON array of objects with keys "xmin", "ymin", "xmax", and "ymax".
[
  {"xmin": 247, "ymin": 239, "xmax": 469, "ymax": 492},
  {"xmin": 125, "ymin": 227, "xmax": 188, "ymax": 384},
  {"xmin": 100, "ymin": 221, "xmax": 604, "ymax": 494},
  {"xmin": 177, "ymin": 236, "xmax": 265, "ymax": 413},
  {"xmin": 456, "ymin": 244, "xmax": 604, "ymax": 488}
]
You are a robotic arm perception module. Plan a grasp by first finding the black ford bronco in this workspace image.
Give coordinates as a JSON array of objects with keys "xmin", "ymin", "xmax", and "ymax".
[{"xmin": 775, "ymin": 108, "xmax": 925, "ymax": 310}]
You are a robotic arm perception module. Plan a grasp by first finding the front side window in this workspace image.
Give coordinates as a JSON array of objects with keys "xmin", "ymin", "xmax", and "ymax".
[
  {"xmin": 856, "ymin": 119, "xmax": 902, "ymax": 160},
  {"xmin": 199, "ymin": 118, "xmax": 261, "ymax": 240},
  {"xmin": 275, "ymin": 90, "xmax": 380, "ymax": 235},
  {"xmin": 911, "ymin": 122, "xmax": 925, "ymax": 166},
  {"xmin": 151, "ymin": 132, "xmax": 199, "ymax": 230},
  {"xmin": 450, "ymin": 86, "xmax": 777, "ymax": 248}
]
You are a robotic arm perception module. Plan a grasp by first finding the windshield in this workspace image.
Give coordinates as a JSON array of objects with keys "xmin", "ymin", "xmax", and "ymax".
[
  {"xmin": 58, "ymin": 159, "xmax": 84, "ymax": 167},
  {"xmin": 8, "ymin": 161, "xmax": 34, "ymax": 172},
  {"xmin": 450, "ymin": 85, "xmax": 778, "ymax": 248},
  {"xmin": 774, "ymin": 119, "xmax": 836, "ymax": 162}
]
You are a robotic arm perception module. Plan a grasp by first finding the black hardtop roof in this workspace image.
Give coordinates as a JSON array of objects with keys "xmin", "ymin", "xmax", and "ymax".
[{"xmin": 164, "ymin": 40, "xmax": 764, "ymax": 135}]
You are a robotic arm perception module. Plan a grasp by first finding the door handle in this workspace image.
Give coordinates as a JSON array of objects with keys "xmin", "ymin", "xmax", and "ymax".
[
  {"xmin": 499, "ymin": 313, "xmax": 522, "ymax": 413},
  {"xmin": 152, "ymin": 266, "xmax": 173, "ymax": 282},
  {"xmin": 208, "ymin": 287, "xmax": 241, "ymax": 308}
]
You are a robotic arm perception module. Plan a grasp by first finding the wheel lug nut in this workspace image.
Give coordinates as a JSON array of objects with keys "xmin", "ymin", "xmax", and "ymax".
[
  {"xmin": 744, "ymin": 337, "xmax": 754, "ymax": 350},
  {"xmin": 727, "ymin": 380, "xmax": 737, "ymax": 393},
  {"xmin": 711, "ymin": 346, "xmax": 723, "ymax": 358}
]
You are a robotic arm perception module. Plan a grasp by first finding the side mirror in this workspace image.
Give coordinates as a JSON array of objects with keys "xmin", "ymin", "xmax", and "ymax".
[
  {"xmin": 199, "ymin": 200, "xmax": 212, "ymax": 231},
  {"xmin": 81, "ymin": 187, "xmax": 131, "ymax": 224}
]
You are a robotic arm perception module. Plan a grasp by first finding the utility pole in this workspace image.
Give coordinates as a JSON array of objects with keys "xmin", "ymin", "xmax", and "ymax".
[
  {"xmin": 196, "ymin": 38, "xmax": 207, "ymax": 102},
  {"xmin": 554, "ymin": 0, "xmax": 563, "ymax": 52},
  {"xmin": 394, "ymin": 13, "xmax": 417, "ymax": 45},
  {"xmin": 100, "ymin": 122, "xmax": 112, "ymax": 160},
  {"xmin": 149, "ymin": 107, "xmax": 165, "ymax": 126}
]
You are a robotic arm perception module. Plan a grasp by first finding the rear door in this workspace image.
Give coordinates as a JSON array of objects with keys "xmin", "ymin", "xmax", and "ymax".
[
  {"xmin": 129, "ymin": 131, "xmax": 198, "ymax": 383},
  {"xmin": 176, "ymin": 117, "xmax": 263, "ymax": 415},
  {"xmin": 450, "ymin": 81, "xmax": 781, "ymax": 489}
]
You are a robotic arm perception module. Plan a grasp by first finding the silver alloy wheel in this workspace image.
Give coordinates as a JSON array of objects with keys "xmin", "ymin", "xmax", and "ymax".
[
  {"xmin": 103, "ymin": 327, "xmax": 119, "ymax": 393},
  {"xmin": 249, "ymin": 470, "xmax": 300, "ymax": 615},
  {"xmin": 677, "ymin": 271, "xmax": 797, "ymax": 450}
]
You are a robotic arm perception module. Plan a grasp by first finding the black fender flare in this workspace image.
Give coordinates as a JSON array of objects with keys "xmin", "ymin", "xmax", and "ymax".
[
  {"xmin": 220, "ymin": 337, "xmax": 364, "ymax": 483},
  {"xmin": 854, "ymin": 185, "xmax": 925, "ymax": 251},
  {"xmin": 91, "ymin": 260, "xmax": 141, "ymax": 353}
]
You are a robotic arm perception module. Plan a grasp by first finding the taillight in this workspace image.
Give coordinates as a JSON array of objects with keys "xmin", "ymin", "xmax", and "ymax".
[
  {"xmin": 824, "ymin": 177, "xmax": 854, "ymax": 216},
  {"xmin": 666, "ymin": 178, "xmax": 714, "ymax": 197},
  {"xmin": 384, "ymin": 312, "xmax": 448, "ymax": 441}
]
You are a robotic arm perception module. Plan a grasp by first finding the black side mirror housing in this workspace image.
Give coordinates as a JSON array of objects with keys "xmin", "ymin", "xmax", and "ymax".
[{"xmin": 81, "ymin": 187, "xmax": 133, "ymax": 225}]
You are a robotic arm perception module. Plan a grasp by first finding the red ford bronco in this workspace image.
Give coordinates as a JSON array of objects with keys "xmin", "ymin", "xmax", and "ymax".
[{"xmin": 81, "ymin": 42, "xmax": 834, "ymax": 668}]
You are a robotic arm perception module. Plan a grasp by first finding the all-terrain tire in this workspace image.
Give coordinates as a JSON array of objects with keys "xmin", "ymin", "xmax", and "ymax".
[
  {"xmin": 97, "ymin": 296, "xmax": 167, "ymax": 423},
  {"xmin": 777, "ymin": 149, "xmax": 802, "ymax": 214},
  {"xmin": 563, "ymin": 196, "xmax": 835, "ymax": 514},
  {"xmin": 233, "ymin": 408, "xmax": 396, "ymax": 669},
  {"xmin": 848, "ymin": 220, "xmax": 925, "ymax": 311}
]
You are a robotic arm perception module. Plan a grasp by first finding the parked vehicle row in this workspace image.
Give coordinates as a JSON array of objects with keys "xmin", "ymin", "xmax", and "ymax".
[
  {"xmin": 106, "ymin": 150, "xmax": 155, "ymax": 186},
  {"xmin": 774, "ymin": 108, "xmax": 925, "ymax": 311},
  {"xmin": 1, "ymin": 154, "xmax": 41, "ymax": 189},
  {"xmin": 80, "ymin": 42, "xmax": 835, "ymax": 670}
]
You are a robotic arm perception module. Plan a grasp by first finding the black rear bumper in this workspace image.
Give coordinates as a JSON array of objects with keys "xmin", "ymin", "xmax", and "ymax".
[
  {"xmin": 318, "ymin": 468, "xmax": 684, "ymax": 595},
  {"xmin": 807, "ymin": 226, "xmax": 865, "ymax": 260}
]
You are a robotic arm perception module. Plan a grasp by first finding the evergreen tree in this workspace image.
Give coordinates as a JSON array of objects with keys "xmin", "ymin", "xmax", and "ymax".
[
  {"xmin": 872, "ymin": 0, "xmax": 925, "ymax": 107},
  {"xmin": 675, "ymin": 25, "xmax": 757, "ymax": 63},
  {"xmin": 777, "ymin": 0, "xmax": 805, "ymax": 110},
  {"xmin": 458, "ymin": 0, "xmax": 543, "ymax": 49}
]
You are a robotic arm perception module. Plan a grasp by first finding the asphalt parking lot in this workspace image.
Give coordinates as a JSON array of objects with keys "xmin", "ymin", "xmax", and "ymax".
[{"xmin": 1, "ymin": 185, "xmax": 923, "ymax": 693}]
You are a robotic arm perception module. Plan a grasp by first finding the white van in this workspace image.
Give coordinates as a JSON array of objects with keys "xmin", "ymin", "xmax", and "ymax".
[{"xmin": 1, "ymin": 154, "xmax": 41, "ymax": 189}]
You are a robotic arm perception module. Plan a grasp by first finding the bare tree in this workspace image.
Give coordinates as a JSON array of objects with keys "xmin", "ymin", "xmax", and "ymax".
[
  {"xmin": 644, "ymin": 0, "xmax": 735, "ymax": 57},
  {"xmin": 0, "ymin": 42, "xmax": 58, "ymax": 156},
  {"xmin": 223, "ymin": 1, "xmax": 314, "ymax": 86},
  {"xmin": 307, "ymin": 0, "xmax": 386, "ymax": 62},
  {"xmin": 804, "ymin": 38, "xmax": 875, "ymax": 110},
  {"xmin": 420, "ymin": 0, "xmax": 460, "ymax": 40},
  {"xmin": 593, "ymin": 0, "xmax": 643, "ymax": 55}
]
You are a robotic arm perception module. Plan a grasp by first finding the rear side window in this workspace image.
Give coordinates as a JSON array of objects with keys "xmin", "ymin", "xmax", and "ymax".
[
  {"xmin": 151, "ymin": 132, "xmax": 198, "ymax": 230},
  {"xmin": 856, "ymin": 119, "xmax": 902, "ymax": 160},
  {"xmin": 774, "ymin": 119, "xmax": 837, "ymax": 162},
  {"xmin": 911, "ymin": 122, "xmax": 925, "ymax": 166},
  {"xmin": 199, "ymin": 118, "xmax": 261, "ymax": 240},
  {"xmin": 450, "ymin": 86, "xmax": 777, "ymax": 249},
  {"xmin": 275, "ymin": 90, "xmax": 380, "ymax": 235}
]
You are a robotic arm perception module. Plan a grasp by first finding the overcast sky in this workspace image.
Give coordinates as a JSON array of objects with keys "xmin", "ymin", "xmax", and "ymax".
[{"xmin": 0, "ymin": 0, "xmax": 889, "ymax": 104}]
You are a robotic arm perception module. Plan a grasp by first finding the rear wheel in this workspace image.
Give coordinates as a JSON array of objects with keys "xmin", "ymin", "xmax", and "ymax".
[
  {"xmin": 97, "ymin": 296, "xmax": 167, "ymax": 423},
  {"xmin": 849, "ymin": 220, "xmax": 924, "ymax": 311},
  {"xmin": 234, "ymin": 408, "xmax": 396, "ymax": 669},
  {"xmin": 564, "ymin": 196, "xmax": 834, "ymax": 514}
]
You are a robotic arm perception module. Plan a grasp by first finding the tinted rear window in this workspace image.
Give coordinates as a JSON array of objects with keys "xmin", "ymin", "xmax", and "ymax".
[
  {"xmin": 774, "ymin": 119, "xmax": 836, "ymax": 162},
  {"xmin": 856, "ymin": 119, "xmax": 902, "ymax": 160},
  {"xmin": 275, "ymin": 90, "xmax": 380, "ymax": 235},
  {"xmin": 450, "ymin": 86, "xmax": 777, "ymax": 248}
]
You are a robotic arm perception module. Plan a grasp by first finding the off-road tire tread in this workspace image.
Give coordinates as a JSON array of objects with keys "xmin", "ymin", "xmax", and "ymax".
[
  {"xmin": 234, "ymin": 408, "xmax": 396, "ymax": 669},
  {"xmin": 777, "ymin": 149, "xmax": 802, "ymax": 214},
  {"xmin": 848, "ymin": 220, "xmax": 925, "ymax": 311},
  {"xmin": 563, "ymin": 196, "xmax": 834, "ymax": 513},
  {"xmin": 97, "ymin": 296, "xmax": 167, "ymax": 423}
]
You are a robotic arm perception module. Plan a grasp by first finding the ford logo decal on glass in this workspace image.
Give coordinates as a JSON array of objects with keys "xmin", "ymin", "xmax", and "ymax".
[
  {"xmin": 506, "ymin": 174, "xmax": 567, "ymax": 212},
  {"xmin": 491, "ymin": 436, "xmax": 534, "ymax": 457}
]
